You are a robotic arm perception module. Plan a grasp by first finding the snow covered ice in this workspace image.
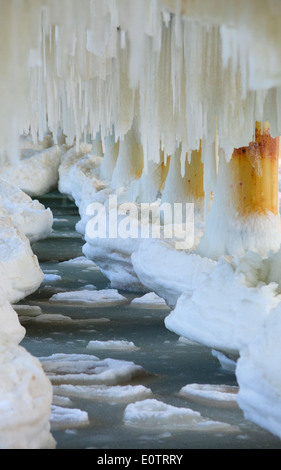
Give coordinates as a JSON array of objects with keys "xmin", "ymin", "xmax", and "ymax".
[
  {"xmin": 49, "ymin": 289, "xmax": 129, "ymax": 306},
  {"xmin": 123, "ymin": 399, "xmax": 239, "ymax": 433},
  {"xmin": 2, "ymin": 0, "xmax": 281, "ymax": 449}
]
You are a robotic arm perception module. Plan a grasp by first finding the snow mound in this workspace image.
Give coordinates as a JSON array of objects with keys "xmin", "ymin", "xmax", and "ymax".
[
  {"xmin": 132, "ymin": 239, "xmax": 216, "ymax": 307},
  {"xmin": 237, "ymin": 304, "xmax": 281, "ymax": 440},
  {"xmin": 165, "ymin": 252, "xmax": 281, "ymax": 354},
  {"xmin": 0, "ymin": 179, "xmax": 53, "ymax": 243},
  {"xmin": 0, "ymin": 145, "xmax": 62, "ymax": 197},
  {"xmin": 0, "ymin": 218, "xmax": 43, "ymax": 303}
]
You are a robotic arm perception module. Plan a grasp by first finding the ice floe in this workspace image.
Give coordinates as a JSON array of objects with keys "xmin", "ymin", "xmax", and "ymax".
[
  {"xmin": 130, "ymin": 292, "xmax": 169, "ymax": 309},
  {"xmin": 86, "ymin": 340, "xmax": 139, "ymax": 351},
  {"xmin": 50, "ymin": 405, "xmax": 89, "ymax": 430},
  {"xmin": 53, "ymin": 384, "xmax": 153, "ymax": 404},
  {"xmin": 123, "ymin": 399, "xmax": 239, "ymax": 433},
  {"xmin": 178, "ymin": 383, "xmax": 238, "ymax": 408},
  {"xmin": 49, "ymin": 289, "xmax": 129, "ymax": 306},
  {"xmin": 39, "ymin": 353, "xmax": 148, "ymax": 386},
  {"xmin": 43, "ymin": 274, "xmax": 62, "ymax": 282}
]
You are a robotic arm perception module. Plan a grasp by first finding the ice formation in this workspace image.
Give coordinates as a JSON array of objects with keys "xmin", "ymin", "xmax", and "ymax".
[
  {"xmin": 49, "ymin": 288, "xmax": 129, "ymax": 306},
  {"xmin": 86, "ymin": 340, "xmax": 139, "ymax": 351},
  {"xmin": 40, "ymin": 353, "xmax": 148, "ymax": 387},
  {"xmin": 178, "ymin": 383, "xmax": 238, "ymax": 408},
  {"xmin": 0, "ymin": 180, "xmax": 53, "ymax": 243},
  {"xmin": 123, "ymin": 398, "xmax": 239, "ymax": 433},
  {"xmin": 2, "ymin": 0, "xmax": 281, "ymax": 447}
]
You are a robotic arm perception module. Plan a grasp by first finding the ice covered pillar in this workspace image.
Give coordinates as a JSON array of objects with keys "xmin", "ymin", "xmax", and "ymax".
[
  {"xmin": 197, "ymin": 122, "xmax": 281, "ymax": 259},
  {"xmin": 111, "ymin": 118, "xmax": 144, "ymax": 189},
  {"xmin": 161, "ymin": 144, "xmax": 205, "ymax": 220},
  {"xmin": 230, "ymin": 122, "xmax": 279, "ymax": 219}
]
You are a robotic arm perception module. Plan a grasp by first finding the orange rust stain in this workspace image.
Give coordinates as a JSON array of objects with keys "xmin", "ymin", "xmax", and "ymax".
[
  {"xmin": 231, "ymin": 122, "xmax": 279, "ymax": 217},
  {"xmin": 186, "ymin": 144, "xmax": 205, "ymax": 201}
]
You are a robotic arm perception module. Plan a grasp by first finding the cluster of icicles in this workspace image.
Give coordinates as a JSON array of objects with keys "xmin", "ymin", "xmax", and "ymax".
[{"xmin": 2, "ymin": 0, "xmax": 281, "ymax": 192}]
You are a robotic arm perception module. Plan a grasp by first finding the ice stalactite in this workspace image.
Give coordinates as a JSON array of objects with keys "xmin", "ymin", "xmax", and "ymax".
[
  {"xmin": 99, "ymin": 130, "xmax": 120, "ymax": 182},
  {"xmin": 111, "ymin": 116, "xmax": 144, "ymax": 189},
  {"xmin": 161, "ymin": 144, "xmax": 205, "ymax": 223}
]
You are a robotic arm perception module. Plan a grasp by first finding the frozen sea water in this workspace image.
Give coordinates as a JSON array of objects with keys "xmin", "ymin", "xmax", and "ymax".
[{"xmin": 19, "ymin": 191, "xmax": 281, "ymax": 449}]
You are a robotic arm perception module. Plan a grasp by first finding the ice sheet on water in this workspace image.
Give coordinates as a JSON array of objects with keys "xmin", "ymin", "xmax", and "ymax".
[
  {"xmin": 86, "ymin": 340, "xmax": 139, "ymax": 351},
  {"xmin": 13, "ymin": 304, "xmax": 42, "ymax": 317},
  {"xmin": 43, "ymin": 273, "xmax": 62, "ymax": 282},
  {"xmin": 59, "ymin": 256, "xmax": 99, "ymax": 269},
  {"xmin": 49, "ymin": 289, "xmax": 129, "ymax": 306},
  {"xmin": 50, "ymin": 405, "xmax": 89, "ymax": 430},
  {"xmin": 39, "ymin": 353, "xmax": 147, "ymax": 386},
  {"xmin": 18, "ymin": 312, "xmax": 109, "ymax": 325},
  {"xmin": 53, "ymin": 384, "xmax": 153, "ymax": 404},
  {"xmin": 130, "ymin": 292, "xmax": 170, "ymax": 309},
  {"xmin": 179, "ymin": 383, "xmax": 239, "ymax": 408},
  {"xmin": 123, "ymin": 399, "xmax": 240, "ymax": 433}
]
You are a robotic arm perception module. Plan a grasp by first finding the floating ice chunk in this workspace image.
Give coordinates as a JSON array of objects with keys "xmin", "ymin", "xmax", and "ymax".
[
  {"xmin": 13, "ymin": 304, "xmax": 42, "ymax": 318},
  {"xmin": 53, "ymin": 384, "xmax": 153, "ymax": 403},
  {"xmin": 79, "ymin": 284, "xmax": 97, "ymax": 290},
  {"xmin": 49, "ymin": 289, "xmax": 129, "ymax": 306},
  {"xmin": 130, "ymin": 292, "xmax": 169, "ymax": 309},
  {"xmin": 52, "ymin": 395, "xmax": 73, "ymax": 407},
  {"xmin": 43, "ymin": 274, "xmax": 62, "ymax": 282},
  {"xmin": 123, "ymin": 399, "xmax": 239, "ymax": 433},
  {"xmin": 59, "ymin": 256, "xmax": 99, "ymax": 269},
  {"xmin": 86, "ymin": 340, "xmax": 139, "ymax": 351},
  {"xmin": 50, "ymin": 405, "xmax": 89, "ymax": 430},
  {"xmin": 40, "ymin": 353, "xmax": 147, "ymax": 386},
  {"xmin": 179, "ymin": 384, "xmax": 238, "ymax": 408},
  {"xmin": 33, "ymin": 314, "xmax": 74, "ymax": 324},
  {"xmin": 19, "ymin": 312, "xmax": 109, "ymax": 326}
]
